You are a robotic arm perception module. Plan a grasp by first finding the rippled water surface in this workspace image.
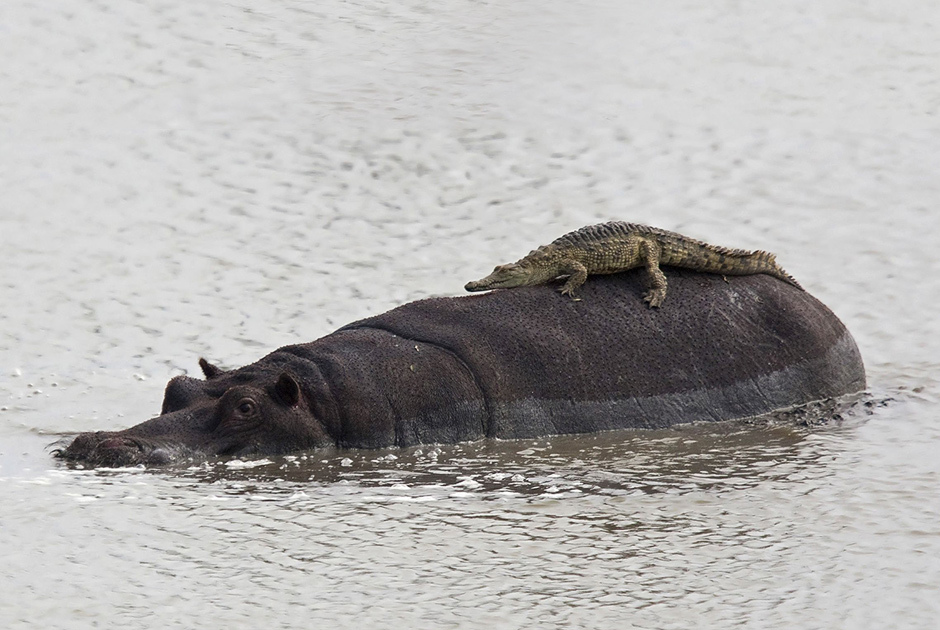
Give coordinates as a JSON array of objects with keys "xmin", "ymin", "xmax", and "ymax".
[{"xmin": 2, "ymin": 1, "xmax": 939, "ymax": 628}]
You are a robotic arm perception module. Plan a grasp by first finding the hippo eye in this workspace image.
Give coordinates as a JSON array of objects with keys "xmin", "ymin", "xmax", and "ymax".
[{"xmin": 236, "ymin": 399, "xmax": 256, "ymax": 416}]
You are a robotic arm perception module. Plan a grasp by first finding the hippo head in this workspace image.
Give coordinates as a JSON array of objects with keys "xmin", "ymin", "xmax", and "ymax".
[{"xmin": 56, "ymin": 359, "xmax": 334, "ymax": 467}]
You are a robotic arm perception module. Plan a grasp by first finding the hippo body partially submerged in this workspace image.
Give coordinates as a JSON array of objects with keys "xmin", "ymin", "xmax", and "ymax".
[{"xmin": 59, "ymin": 271, "xmax": 865, "ymax": 467}]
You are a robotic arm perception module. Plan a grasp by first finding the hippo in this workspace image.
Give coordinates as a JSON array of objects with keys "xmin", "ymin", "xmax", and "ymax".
[{"xmin": 56, "ymin": 270, "xmax": 865, "ymax": 467}]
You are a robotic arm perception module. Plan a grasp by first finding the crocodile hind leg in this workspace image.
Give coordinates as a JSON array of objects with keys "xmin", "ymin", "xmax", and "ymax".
[
  {"xmin": 558, "ymin": 259, "xmax": 589, "ymax": 297},
  {"xmin": 639, "ymin": 239, "xmax": 668, "ymax": 307}
]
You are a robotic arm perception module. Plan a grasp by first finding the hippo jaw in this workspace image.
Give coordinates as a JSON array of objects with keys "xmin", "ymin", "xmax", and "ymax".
[{"xmin": 55, "ymin": 370, "xmax": 333, "ymax": 468}]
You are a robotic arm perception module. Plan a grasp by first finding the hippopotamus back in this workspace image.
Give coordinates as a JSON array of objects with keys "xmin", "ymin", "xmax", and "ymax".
[{"xmin": 321, "ymin": 269, "xmax": 863, "ymax": 443}]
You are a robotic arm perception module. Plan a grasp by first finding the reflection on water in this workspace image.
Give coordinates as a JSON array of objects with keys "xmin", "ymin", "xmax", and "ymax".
[
  {"xmin": 176, "ymin": 399, "xmax": 863, "ymax": 495},
  {"xmin": 49, "ymin": 393, "xmax": 881, "ymax": 494},
  {"xmin": 8, "ymin": 395, "xmax": 916, "ymax": 629}
]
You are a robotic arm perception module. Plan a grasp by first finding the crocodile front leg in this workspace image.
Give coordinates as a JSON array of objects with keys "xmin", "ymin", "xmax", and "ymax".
[
  {"xmin": 558, "ymin": 260, "xmax": 589, "ymax": 297},
  {"xmin": 640, "ymin": 239, "xmax": 668, "ymax": 307}
]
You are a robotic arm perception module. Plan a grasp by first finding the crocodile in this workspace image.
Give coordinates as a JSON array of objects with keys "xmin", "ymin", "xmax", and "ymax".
[{"xmin": 464, "ymin": 222, "xmax": 802, "ymax": 307}]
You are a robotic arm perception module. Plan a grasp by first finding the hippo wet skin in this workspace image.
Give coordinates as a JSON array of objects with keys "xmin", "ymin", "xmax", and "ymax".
[{"xmin": 58, "ymin": 271, "xmax": 865, "ymax": 467}]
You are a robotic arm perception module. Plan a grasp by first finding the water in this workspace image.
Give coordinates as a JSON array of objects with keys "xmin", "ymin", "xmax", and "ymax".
[{"xmin": 2, "ymin": 0, "xmax": 939, "ymax": 627}]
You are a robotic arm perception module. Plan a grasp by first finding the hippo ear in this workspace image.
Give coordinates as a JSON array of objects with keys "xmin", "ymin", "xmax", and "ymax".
[
  {"xmin": 198, "ymin": 358, "xmax": 224, "ymax": 380},
  {"xmin": 275, "ymin": 372, "xmax": 301, "ymax": 407}
]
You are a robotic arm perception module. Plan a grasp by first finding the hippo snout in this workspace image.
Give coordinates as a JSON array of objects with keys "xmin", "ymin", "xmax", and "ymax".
[{"xmin": 56, "ymin": 432, "xmax": 174, "ymax": 467}]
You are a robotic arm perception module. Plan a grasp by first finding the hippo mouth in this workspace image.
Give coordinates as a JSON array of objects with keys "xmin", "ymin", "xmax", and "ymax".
[{"xmin": 54, "ymin": 433, "xmax": 183, "ymax": 468}]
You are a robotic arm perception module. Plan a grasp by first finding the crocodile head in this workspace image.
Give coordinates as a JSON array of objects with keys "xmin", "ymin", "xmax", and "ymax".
[{"xmin": 465, "ymin": 263, "xmax": 536, "ymax": 292}]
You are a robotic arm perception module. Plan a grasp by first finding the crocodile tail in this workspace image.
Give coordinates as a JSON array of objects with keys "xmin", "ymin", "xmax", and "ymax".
[{"xmin": 751, "ymin": 250, "xmax": 803, "ymax": 289}]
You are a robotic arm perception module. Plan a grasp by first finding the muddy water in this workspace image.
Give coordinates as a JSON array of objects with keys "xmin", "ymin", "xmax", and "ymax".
[{"xmin": 2, "ymin": 0, "xmax": 939, "ymax": 627}]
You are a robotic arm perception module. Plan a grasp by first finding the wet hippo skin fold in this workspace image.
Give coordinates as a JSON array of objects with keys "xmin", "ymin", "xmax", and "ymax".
[{"xmin": 57, "ymin": 270, "xmax": 865, "ymax": 467}]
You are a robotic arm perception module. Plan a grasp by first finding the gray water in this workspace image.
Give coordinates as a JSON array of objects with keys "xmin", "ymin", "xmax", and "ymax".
[{"xmin": 2, "ymin": 0, "xmax": 939, "ymax": 628}]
